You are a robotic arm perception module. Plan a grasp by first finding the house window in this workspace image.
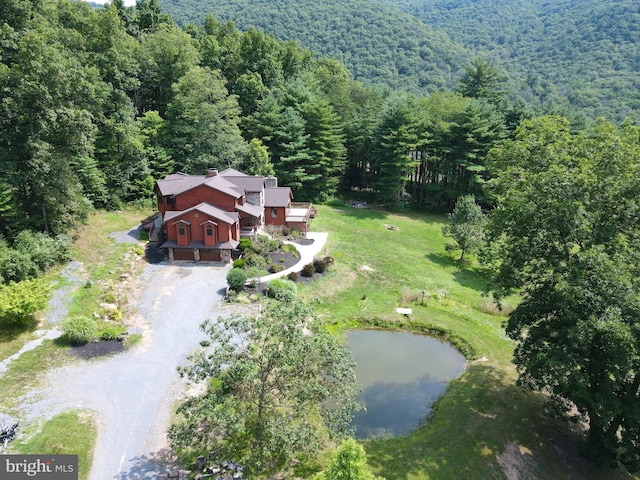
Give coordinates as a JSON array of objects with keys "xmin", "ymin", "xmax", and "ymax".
[
  {"xmin": 271, "ymin": 207, "xmax": 278, "ymax": 218},
  {"xmin": 206, "ymin": 225, "xmax": 213, "ymax": 236},
  {"xmin": 178, "ymin": 225, "xmax": 185, "ymax": 236}
]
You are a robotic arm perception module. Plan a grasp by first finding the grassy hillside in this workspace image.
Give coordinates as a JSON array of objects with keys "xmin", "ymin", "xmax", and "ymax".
[
  {"xmin": 298, "ymin": 204, "xmax": 637, "ymax": 480},
  {"xmin": 160, "ymin": 0, "xmax": 470, "ymax": 92}
]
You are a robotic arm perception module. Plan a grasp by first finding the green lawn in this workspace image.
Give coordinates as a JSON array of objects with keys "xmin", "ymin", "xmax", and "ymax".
[
  {"xmin": 1, "ymin": 205, "xmax": 636, "ymax": 480},
  {"xmin": 299, "ymin": 204, "xmax": 637, "ymax": 480}
]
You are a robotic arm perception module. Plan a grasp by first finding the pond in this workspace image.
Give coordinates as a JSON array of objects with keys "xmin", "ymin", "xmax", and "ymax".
[{"xmin": 346, "ymin": 329, "xmax": 467, "ymax": 439}]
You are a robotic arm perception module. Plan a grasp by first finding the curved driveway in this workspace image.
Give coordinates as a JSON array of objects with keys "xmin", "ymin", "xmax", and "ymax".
[
  {"xmin": 28, "ymin": 262, "xmax": 231, "ymax": 479},
  {"xmin": 23, "ymin": 231, "xmax": 327, "ymax": 479}
]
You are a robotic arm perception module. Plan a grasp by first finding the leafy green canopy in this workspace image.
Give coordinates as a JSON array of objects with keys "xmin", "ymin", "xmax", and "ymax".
[
  {"xmin": 442, "ymin": 195, "xmax": 486, "ymax": 261},
  {"xmin": 314, "ymin": 438, "xmax": 384, "ymax": 480},
  {"xmin": 169, "ymin": 301, "xmax": 359, "ymax": 475},
  {"xmin": 484, "ymin": 116, "xmax": 640, "ymax": 472}
]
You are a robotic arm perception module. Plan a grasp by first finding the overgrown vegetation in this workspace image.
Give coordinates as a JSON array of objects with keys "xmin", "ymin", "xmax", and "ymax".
[
  {"xmin": 0, "ymin": 232, "xmax": 72, "ymax": 284},
  {"xmin": 170, "ymin": 301, "xmax": 359, "ymax": 477},
  {"xmin": 0, "ymin": 278, "xmax": 50, "ymax": 327}
]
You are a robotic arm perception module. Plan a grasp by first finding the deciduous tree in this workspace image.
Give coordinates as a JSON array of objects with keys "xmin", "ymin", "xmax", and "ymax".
[
  {"xmin": 484, "ymin": 116, "xmax": 640, "ymax": 472},
  {"xmin": 166, "ymin": 66, "xmax": 247, "ymax": 173},
  {"xmin": 313, "ymin": 438, "xmax": 384, "ymax": 480},
  {"xmin": 442, "ymin": 195, "xmax": 485, "ymax": 261},
  {"xmin": 169, "ymin": 301, "xmax": 359, "ymax": 475}
]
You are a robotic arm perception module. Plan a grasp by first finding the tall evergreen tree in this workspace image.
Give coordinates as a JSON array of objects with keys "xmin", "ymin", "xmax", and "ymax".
[
  {"xmin": 371, "ymin": 94, "xmax": 423, "ymax": 206},
  {"xmin": 166, "ymin": 66, "xmax": 247, "ymax": 174}
]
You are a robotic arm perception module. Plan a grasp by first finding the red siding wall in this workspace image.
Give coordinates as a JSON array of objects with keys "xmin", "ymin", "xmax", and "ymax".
[
  {"xmin": 174, "ymin": 185, "xmax": 238, "ymax": 212},
  {"xmin": 167, "ymin": 211, "xmax": 234, "ymax": 244},
  {"xmin": 265, "ymin": 207, "xmax": 287, "ymax": 227}
]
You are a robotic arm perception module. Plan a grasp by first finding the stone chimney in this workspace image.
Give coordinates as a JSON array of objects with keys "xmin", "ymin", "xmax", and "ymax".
[
  {"xmin": 264, "ymin": 176, "xmax": 277, "ymax": 188},
  {"xmin": 207, "ymin": 168, "xmax": 218, "ymax": 177}
]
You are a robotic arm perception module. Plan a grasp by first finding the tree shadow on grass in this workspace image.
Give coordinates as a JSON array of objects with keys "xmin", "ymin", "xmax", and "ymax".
[
  {"xmin": 333, "ymin": 205, "xmax": 388, "ymax": 221},
  {"xmin": 0, "ymin": 323, "xmax": 35, "ymax": 344},
  {"xmin": 426, "ymin": 252, "xmax": 488, "ymax": 293}
]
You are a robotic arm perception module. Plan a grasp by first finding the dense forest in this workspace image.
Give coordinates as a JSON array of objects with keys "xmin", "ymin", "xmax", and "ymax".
[
  {"xmin": 161, "ymin": 0, "xmax": 640, "ymax": 122},
  {"xmin": 381, "ymin": 0, "xmax": 640, "ymax": 121},
  {"xmin": 0, "ymin": 0, "xmax": 523, "ymax": 246},
  {"xmin": 160, "ymin": 0, "xmax": 469, "ymax": 92},
  {"xmin": 2, "ymin": 0, "xmax": 638, "ymax": 266}
]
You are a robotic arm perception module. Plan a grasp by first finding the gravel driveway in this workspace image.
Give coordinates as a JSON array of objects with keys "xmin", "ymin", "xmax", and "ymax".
[{"xmin": 26, "ymin": 261, "xmax": 231, "ymax": 479}]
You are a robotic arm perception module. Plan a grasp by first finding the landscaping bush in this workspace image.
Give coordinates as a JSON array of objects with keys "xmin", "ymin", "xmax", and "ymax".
[
  {"xmin": 63, "ymin": 316, "xmax": 98, "ymax": 345},
  {"xmin": 323, "ymin": 256, "xmax": 334, "ymax": 265},
  {"xmin": 302, "ymin": 263, "xmax": 316, "ymax": 277},
  {"xmin": 227, "ymin": 268, "xmax": 248, "ymax": 292},
  {"xmin": 97, "ymin": 322, "xmax": 126, "ymax": 340},
  {"xmin": 244, "ymin": 252, "xmax": 267, "ymax": 270},
  {"xmin": 268, "ymin": 264, "xmax": 284, "ymax": 274},
  {"xmin": 0, "ymin": 278, "xmax": 50, "ymax": 327},
  {"xmin": 287, "ymin": 271, "xmax": 299, "ymax": 282},
  {"xmin": 282, "ymin": 243, "xmax": 298, "ymax": 256},
  {"xmin": 238, "ymin": 238, "xmax": 252, "ymax": 251},
  {"xmin": 266, "ymin": 279, "xmax": 297, "ymax": 302},
  {"xmin": 313, "ymin": 258, "xmax": 327, "ymax": 273},
  {"xmin": 252, "ymin": 235, "xmax": 280, "ymax": 255},
  {"xmin": 233, "ymin": 258, "xmax": 246, "ymax": 269}
]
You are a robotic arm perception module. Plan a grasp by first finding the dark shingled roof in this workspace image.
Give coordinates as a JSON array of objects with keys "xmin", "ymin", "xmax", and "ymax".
[
  {"xmin": 156, "ymin": 174, "xmax": 242, "ymax": 199},
  {"xmin": 219, "ymin": 168, "xmax": 247, "ymax": 177},
  {"xmin": 264, "ymin": 187, "xmax": 292, "ymax": 207},
  {"xmin": 224, "ymin": 176, "xmax": 266, "ymax": 192},
  {"xmin": 236, "ymin": 202, "xmax": 263, "ymax": 218}
]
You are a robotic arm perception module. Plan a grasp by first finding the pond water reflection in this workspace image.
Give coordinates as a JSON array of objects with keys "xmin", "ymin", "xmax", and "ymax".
[{"xmin": 346, "ymin": 329, "xmax": 467, "ymax": 439}]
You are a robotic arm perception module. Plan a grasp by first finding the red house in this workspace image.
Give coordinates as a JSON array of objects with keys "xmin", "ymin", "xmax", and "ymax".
[{"xmin": 153, "ymin": 168, "xmax": 313, "ymax": 262}]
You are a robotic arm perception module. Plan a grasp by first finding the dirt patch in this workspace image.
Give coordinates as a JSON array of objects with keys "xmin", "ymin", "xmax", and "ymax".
[
  {"xmin": 69, "ymin": 339, "xmax": 126, "ymax": 359},
  {"xmin": 497, "ymin": 441, "xmax": 536, "ymax": 480}
]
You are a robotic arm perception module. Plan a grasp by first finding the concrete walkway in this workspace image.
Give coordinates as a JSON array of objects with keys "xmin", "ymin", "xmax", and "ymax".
[{"xmin": 251, "ymin": 232, "xmax": 329, "ymax": 284}]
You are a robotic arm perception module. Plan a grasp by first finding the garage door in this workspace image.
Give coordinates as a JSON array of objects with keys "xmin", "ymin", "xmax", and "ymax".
[
  {"xmin": 173, "ymin": 249, "xmax": 195, "ymax": 261},
  {"xmin": 200, "ymin": 249, "xmax": 221, "ymax": 261}
]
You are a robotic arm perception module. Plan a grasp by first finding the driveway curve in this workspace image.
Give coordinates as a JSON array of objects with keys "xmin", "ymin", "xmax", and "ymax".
[
  {"xmin": 27, "ymin": 262, "xmax": 231, "ymax": 479},
  {"xmin": 22, "ymin": 230, "xmax": 328, "ymax": 479}
]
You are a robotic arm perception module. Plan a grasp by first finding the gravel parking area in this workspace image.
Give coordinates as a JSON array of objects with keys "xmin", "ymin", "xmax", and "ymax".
[{"xmin": 24, "ymin": 260, "xmax": 231, "ymax": 479}]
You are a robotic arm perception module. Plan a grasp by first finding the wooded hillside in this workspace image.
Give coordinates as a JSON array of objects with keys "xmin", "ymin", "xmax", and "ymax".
[
  {"xmin": 161, "ymin": 0, "xmax": 469, "ymax": 92},
  {"xmin": 161, "ymin": 0, "xmax": 640, "ymax": 122},
  {"xmin": 377, "ymin": 0, "xmax": 640, "ymax": 121}
]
